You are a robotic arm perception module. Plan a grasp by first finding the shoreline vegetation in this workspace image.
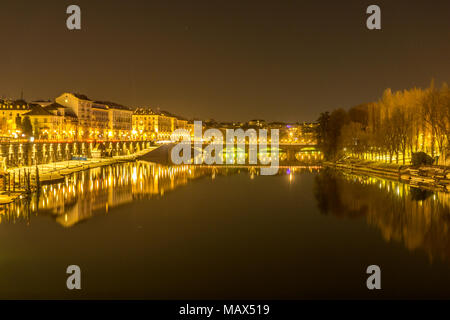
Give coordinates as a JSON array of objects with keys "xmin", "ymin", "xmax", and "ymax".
[
  {"xmin": 316, "ymin": 80, "xmax": 450, "ymax": 166},
  {"xmin": 0, "ymin": 147, "xmax": 157, "ymax": 204},
  {"xmin": 316, "ymin": 80, "xmax": 450, "ymax": 191}
]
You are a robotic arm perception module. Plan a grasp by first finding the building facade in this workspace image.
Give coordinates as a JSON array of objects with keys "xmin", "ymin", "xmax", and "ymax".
[
  {"xmin": 56, "ymin": 93, "xmax": 93, "ymax": 139},
  {"xmin": 23, "ymin": 104, "xmax": 64, "ymax": 140},
  {"xmin": 1, "ymin": 93, "xmax": 192, "ymax": 143},
  {"xmin": 0, "ymin": 100, "xmax": 32, "ymax": 137},
  {"xmin": 106, "ymin": 103, "xmax": 133, "ymax": 140},
  {"xmin": 43, "ymin": 102, "xmax": 78, "ymax": 140},
  {"xmin": 91, "ymin": 103, "xmax": 110, "ymax": 139},
  {"xmin": 132, "ymin": 108, "xmax": 156, "ymax": 141}
]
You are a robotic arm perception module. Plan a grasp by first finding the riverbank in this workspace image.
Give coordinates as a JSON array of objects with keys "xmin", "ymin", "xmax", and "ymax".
[
  {"xmin": 326, "ymin": 159, "xmax": 450, "ymax": 192},
  {"xmin": 0, "ymin": 146, "xmax": 159, "ymax": 204}
]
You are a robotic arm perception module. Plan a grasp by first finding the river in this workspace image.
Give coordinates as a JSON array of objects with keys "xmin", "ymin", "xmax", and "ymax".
[{"xmin": 1, "ymin": 162, "xmax": 450, "ymax": 299}]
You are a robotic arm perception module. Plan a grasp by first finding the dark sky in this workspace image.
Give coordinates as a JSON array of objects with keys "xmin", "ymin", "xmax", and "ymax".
[{"xmin": 0, "ymin": 0, "xmax": 449, "ymax": 122}]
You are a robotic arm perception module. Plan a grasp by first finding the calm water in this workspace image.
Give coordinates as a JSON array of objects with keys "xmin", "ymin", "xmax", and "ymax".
[{"xmin": 1, "ymin": 162, "xmax": 450, "ymax": 299}]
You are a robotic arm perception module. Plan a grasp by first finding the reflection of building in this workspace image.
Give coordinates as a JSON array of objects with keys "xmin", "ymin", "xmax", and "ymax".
[
  {"xmin": 0, "ymin": 162, "xmax": 216, "ymax": 227},
  {"xmin": 1, "ymin": 162, "xmax": 286, "ymax": 228},
  {"xmin": 55, "ymin": 195, "xmax": 93, "ymax": 227},
  {"xmin": 0, "ymin": 164, "xmax": 319, "ymax": 228}
]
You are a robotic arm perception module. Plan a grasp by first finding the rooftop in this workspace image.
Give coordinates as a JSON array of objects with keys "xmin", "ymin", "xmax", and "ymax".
[
  {"xmin": 92, "ymin": 104, "xmax": 109, "ymax": 110},
  {"xmin": 0, "ymin": 99, "xmax": 30, "ymax": 110},
  {"xmin": 159, "ymin": 110, "xmax": 186, "ymax": 120},
  {"xmin": 23, "ymin": 104, "xmax": 55, "ymax": 116},
  {"xmin": 134, "ymin": 107, "xmax": 156, "ymax": 115},
  {"xmin": 72, "ymin": 93, "xmax": 91, "ymax": 101},
  {"xmin": 94, "ymin": 101, "xmax": 132, "ymax": 111},
  {"xmin": 44, "ymin": 102, "xmax": 67, "ymax": 110}
]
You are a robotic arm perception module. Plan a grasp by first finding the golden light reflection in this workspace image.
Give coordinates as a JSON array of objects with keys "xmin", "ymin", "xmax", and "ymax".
[
  {"xmin": 315, "ymin": 169, "xmax": 450, "ymax": 263},
  {"xmin": 0, "ymin": 163, "xmax": 319, "ymax": 228}
]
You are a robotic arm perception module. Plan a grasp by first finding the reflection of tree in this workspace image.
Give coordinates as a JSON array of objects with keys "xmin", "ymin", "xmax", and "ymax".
[
  {"xmin": 314, "ymin": 168, "xmax": 367, "ymax": 219},
  {"xmin": 314, "ymin": 169, "xmax": 450, "ymax": 262},
  {"xmin": 410, "ymin": 187, "xmax": 433, "ymax": 201},
  {"xmin": 314, "ymin": 168, "xmax": 339, "ymax": 215}
]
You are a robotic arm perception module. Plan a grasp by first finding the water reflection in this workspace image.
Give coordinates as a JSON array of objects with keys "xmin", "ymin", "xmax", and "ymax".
[
  {"xmin": 0, "ymin": 163, "xmax": 319, "ymax": 227},
  {"xmin": 314, "ymin": 169, "xmax": 450, "ymax": 262},
  {"xmin": 6, "ymin": 164, "xmax": 449, "ymax": 264}
]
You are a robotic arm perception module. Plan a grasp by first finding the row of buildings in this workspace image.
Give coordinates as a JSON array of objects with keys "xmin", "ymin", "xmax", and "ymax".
[
  {"xmin": 202, "ymin": 119, "xmax": 318, "ymax": 144},
  {"xmin": 0, "ymin": 92, "xmax": 317, "ymax": 144},
  {"xmin": 0, "ymin": 93, "xmax": 188, "ymax": 141}
]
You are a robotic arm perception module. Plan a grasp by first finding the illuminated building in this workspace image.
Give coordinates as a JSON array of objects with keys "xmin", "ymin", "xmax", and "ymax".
[
  {"xmin": 132, "ymin": 108, "xmax": 178, "ymax": 141},
  {"xmin": 22, "ymin": 104, "xmax": 64, "ymax": 140},
  {"xmin": 55, "ymin": 93, "xmax": 133, "ymax": 140},
  {"xmin": 91, "ymin": 102, "xmax": 110, "ymax": 139},
  {"xmin": 248, "ymin": 119, "xmax": 266, "ymax": 128},
  {"xmin": 55, "ymin": 93, "xmax": 93, "ymax": 139},
  {"xmin": 0, "ymin": 99, "xmax": 32, "ymax": 137}
]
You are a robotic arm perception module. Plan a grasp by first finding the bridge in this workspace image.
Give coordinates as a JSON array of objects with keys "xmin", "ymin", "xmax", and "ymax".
[{"xmin": 138, "ymin": 142, "xmax": 322, "ymax": 165}]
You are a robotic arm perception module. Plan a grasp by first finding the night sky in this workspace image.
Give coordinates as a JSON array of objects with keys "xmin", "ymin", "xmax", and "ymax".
[{"xmin": 0, "ymin": 0, "xmax": 449, "ymax": 122}]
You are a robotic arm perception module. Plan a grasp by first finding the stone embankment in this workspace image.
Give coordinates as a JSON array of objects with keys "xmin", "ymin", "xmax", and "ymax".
[
  {"xmin": 0, "ymin": 147, "xmax": 159, "ymax": 204},
  {"xmin": 326, "ymin": 160, "xmax": 450, "ymax": 192}
]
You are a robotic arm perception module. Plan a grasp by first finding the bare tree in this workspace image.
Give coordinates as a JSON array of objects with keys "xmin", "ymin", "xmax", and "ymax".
[{"xmin": 422, "ymin": 81, "xmax": 448, "ymax": 164}]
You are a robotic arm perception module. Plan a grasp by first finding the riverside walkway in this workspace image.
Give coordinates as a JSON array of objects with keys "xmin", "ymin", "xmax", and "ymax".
[{"xmin": 0, "ymin": 147, "xmax": 158, "ymax": 204}]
